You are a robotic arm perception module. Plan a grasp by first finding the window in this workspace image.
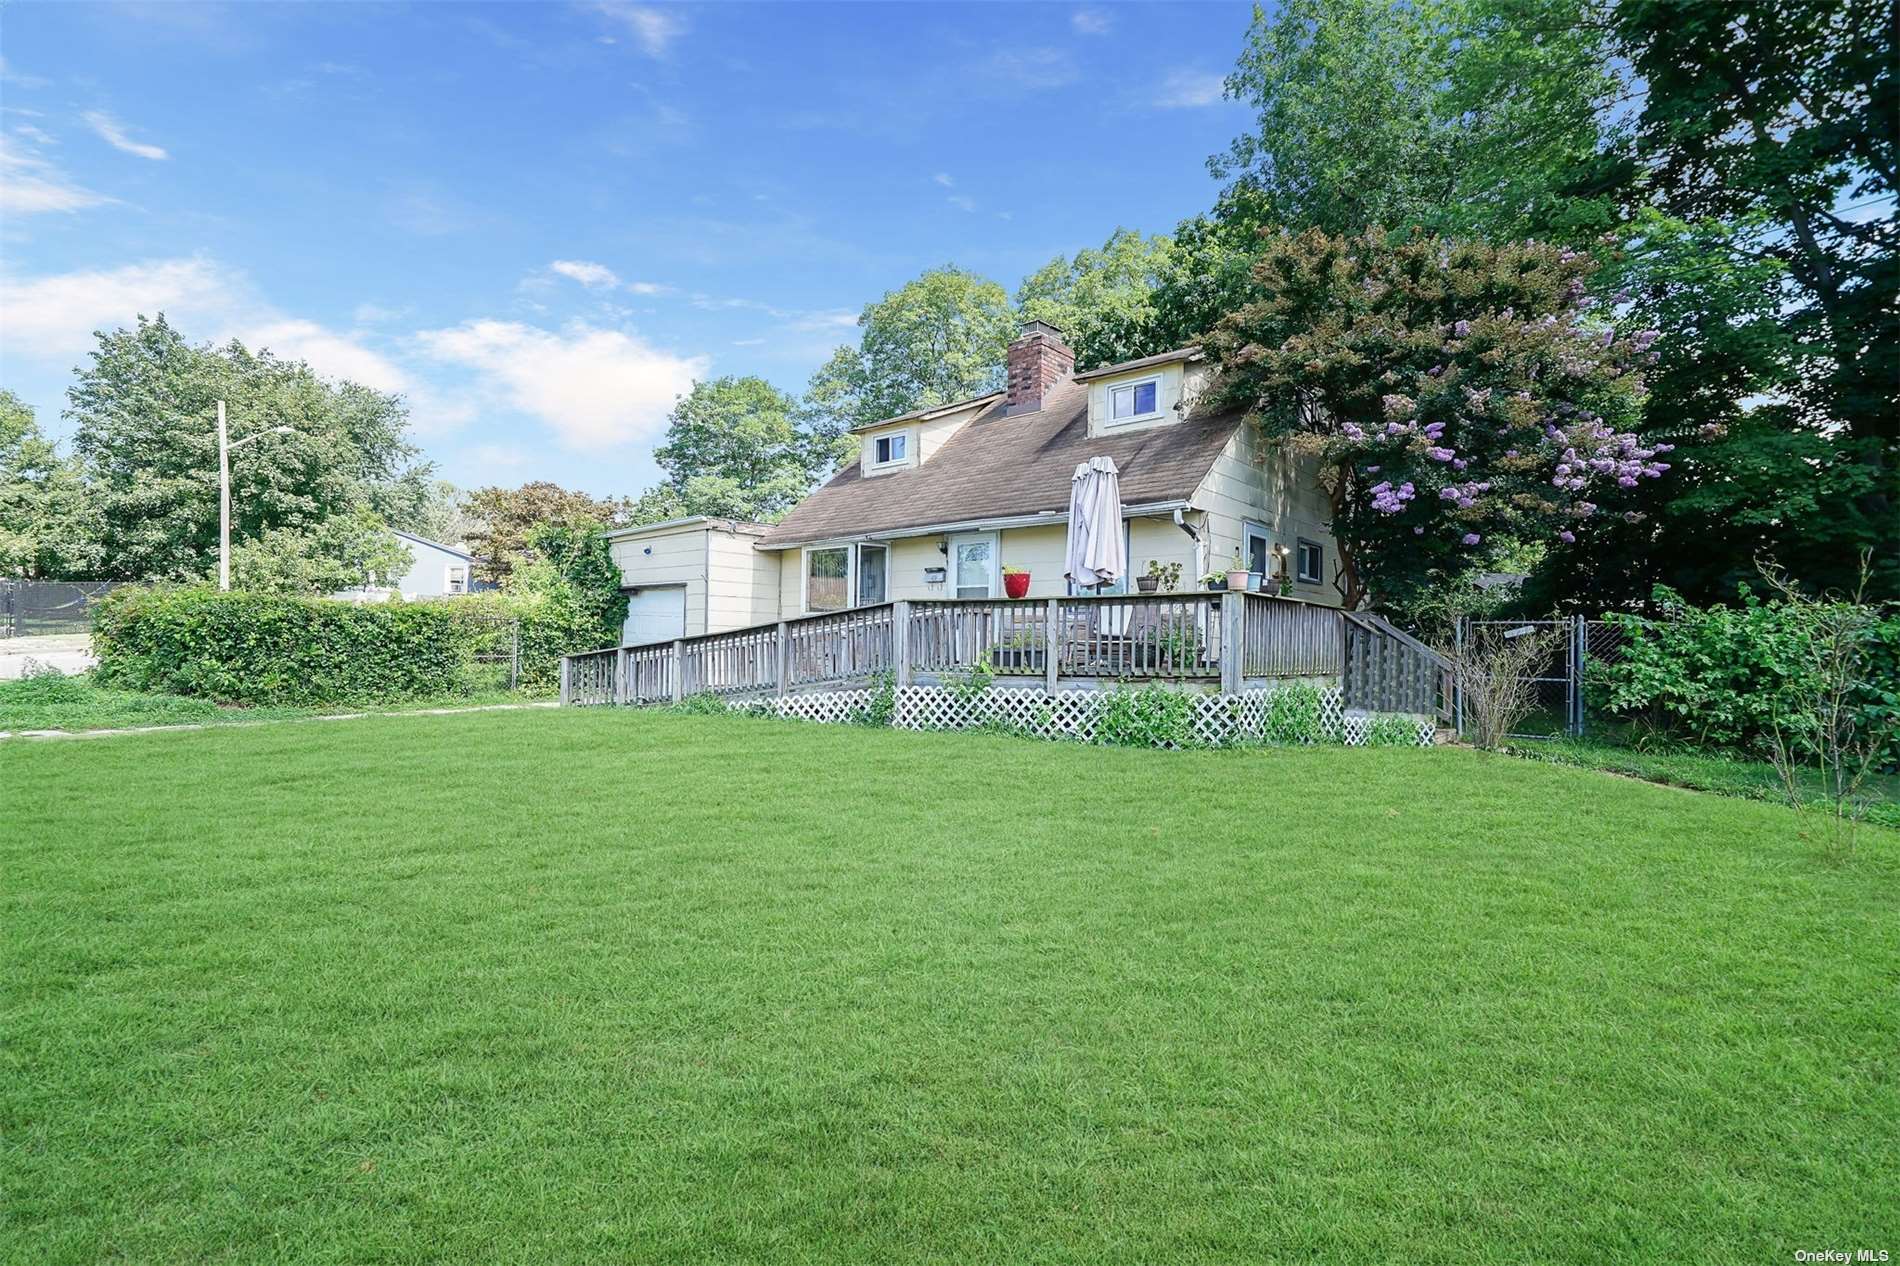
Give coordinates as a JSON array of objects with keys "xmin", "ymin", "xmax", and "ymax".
[
  {"xmin": 805, "ymin": 546, "xmax": 850, "ymax": 612},
  {"xmin": 1243, "ymin": 523, "xmax": 1270, "ymax": 578},
  {"xmin": 871, "ymin": 433, "xmax": 907, "ymax": 466},
  {"xmin": 1108, "ymin": 376, "xmax": 1160, "ymax": 423},
  {"xmin": 856, "ymin": 543, "xmax": 887, "ymax": 605},
  {"xmin": 949, "ymin": 534, "xmax": 997, "ymax": 599},
  {"xmin": 1296, "ymin": 539, "xmax": 1324, "ymax": 585},
  {"xmin": 444, "ymin": 564, "xmax": 468, "ymax": 594}
]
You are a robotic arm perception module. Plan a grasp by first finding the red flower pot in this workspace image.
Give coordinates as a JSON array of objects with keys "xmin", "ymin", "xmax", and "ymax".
[{"xmin": 1003, "ymin": 571, "xmax": 1031, "ymax": 599}]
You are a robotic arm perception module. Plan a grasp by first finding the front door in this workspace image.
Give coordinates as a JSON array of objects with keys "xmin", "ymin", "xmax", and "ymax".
[
  {"xmin": 948, "ymin": 534, "xmax": 997, "ymax": 599},
  {"xmin": 623, "ymin": 586, "xmax": 686, "ymax": 646},
  {"xmin": 857, "ymin": 543, "xmax": 888, "ymax": 606}
]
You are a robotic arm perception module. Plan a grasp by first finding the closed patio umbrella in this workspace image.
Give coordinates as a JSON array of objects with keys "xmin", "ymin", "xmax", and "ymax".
[{"xmin": 1064, "ymin": 456, "xmax": 1125, "ymax": 591}]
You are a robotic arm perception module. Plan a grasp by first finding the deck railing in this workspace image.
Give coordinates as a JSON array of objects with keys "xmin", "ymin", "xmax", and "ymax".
[{"xmin": 561, "ymin": 591, "xmax": 1453, "ymax": 726}]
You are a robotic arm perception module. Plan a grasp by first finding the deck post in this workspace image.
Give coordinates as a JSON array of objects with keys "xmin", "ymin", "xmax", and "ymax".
[
  {"xmin": 670, "ymin": 638, "xmax": 685, "ymax": 702},
  {"xmin": 775, "ymin": 621, "xmax": 790, "ymax": 697},
  {"xmin": 615, "ymin": 646, "xmax": 630, "ymax": 706},
  {"xmin": 1220, "ymin": 590, "xmax": 1244, "ymax": 694},
  {"xmin": 559, "ymin": 655, "xmax": 571, "ymax": 707},
  {"xmin": 1044, "ymin": 597, "xmax": 1061, "ymax": 693},
  {"xmin": 892, "ymin": 600, "xmax": 912, "ymax": 688}
]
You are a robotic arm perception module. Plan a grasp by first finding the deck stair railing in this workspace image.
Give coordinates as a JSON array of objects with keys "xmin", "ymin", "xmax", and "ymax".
[{"xmin": 562, "ymin": 591, "xmax": 1454, "ymax": 729}]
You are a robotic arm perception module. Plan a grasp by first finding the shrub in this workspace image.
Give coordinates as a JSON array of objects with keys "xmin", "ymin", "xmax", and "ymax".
[
  {"xmin": 93, "ymin": 586, "xmax": 481, "ymax": 706},
  {"xmin": 1263, "ymin": 683, "xmax": 1324, "ymax": 744},
  {"xmin": 1598, "ymin": 585, "xmax": 1899, "ymax": 771},
  {"xmin": 1095, "ymin": 683, "xmax": 1197, "ymax": 748},
  {"xmin": 1364, "ymin": 714, "xmax": 1421, "ymax": 747}
]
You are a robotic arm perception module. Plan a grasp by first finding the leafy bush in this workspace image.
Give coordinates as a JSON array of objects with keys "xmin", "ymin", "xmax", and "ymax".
[
  {"xmin": 1364, "ymin": 714, "xmax": 1421, "ymax": 747},
  {"xmin": 1263, "ymin": 683, "xmax": 1324, "ymax": 744},
  {"xmin": 1598, "ymin": 586, "xmax": 1899, "ymax": 770},
  {"xmin": 1095, "ymin": 684, "xmax": 1197, "ymax": 748},
  {"xmin": 667, "ymin": 691, "xmax": 731, "ymax": 716}
]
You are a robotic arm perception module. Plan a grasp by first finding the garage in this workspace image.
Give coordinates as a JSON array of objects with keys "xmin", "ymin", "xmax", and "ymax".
[{"xmin": 622, "ymin": 586, "xmax": 686, "ymax": 647}]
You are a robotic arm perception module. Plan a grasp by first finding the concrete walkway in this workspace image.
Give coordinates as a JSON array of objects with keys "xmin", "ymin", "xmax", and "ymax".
[
  {"xmin": 0, "ymin": 700, "xmax": 560, "ymax": 742},
  {"xmin": 0, "ymin": 634, "xmax": 94, "ymax": 680}
]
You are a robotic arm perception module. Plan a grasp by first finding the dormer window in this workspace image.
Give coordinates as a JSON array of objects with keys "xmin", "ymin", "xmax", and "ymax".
[
  {"xmin": 873, "ymin": 433, "xmax": 907, "ymax": 465},
  {"xmin": 1108, "ymin": 376, "xmax": 1161, "ymax": 424}
]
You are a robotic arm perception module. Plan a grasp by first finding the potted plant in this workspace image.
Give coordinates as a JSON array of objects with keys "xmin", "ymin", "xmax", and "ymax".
[
  {"xmin": 1277, "ymin": 572, "xmax": 1295, "ymax": 597},
  {"xmin": 1201, "ymin": 570, "xmax": 1227, "ymax": 592},
  {"xmin": 1002, "ymin": 565, "xmax": 1031, "ymax": 599},
  {"xmin": 1225, "ymin": 550, "xmax": 1251, "ymax": 593},
  {"xmin": 1136, "ymin": 559, "xmax": 1164, "ymax": 593}
]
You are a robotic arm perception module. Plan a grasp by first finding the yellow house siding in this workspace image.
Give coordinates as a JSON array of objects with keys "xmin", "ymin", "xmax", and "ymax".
[
  {"xmin": 705, "ymin": 531, "xmax": 780, "ymax": 632},
  {"xmin": 1192, "ymin": 426, "xmax": 1342, "ymax": 605},
  {"xmin": 609, "ymin": 526, "xmax": 709, "ymax": 637}
]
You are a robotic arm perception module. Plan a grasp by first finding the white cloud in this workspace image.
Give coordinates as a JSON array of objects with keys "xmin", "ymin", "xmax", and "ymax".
[
  {"xmin": 933, "ymin": 172, "xmax": 955, "ymax": 187},
  {"xmin": 353, "ymin": 301, "xmax": 411, "ymax": 324},
  {"xmin": 1153, "ymin": 69, "xmax": 1226, "ymax": 109},
  {"xmin": 82, "ymin": 110, "xmax": 169, "ymax": 160},
  {"xmin": 415, "ymin": 319, "xmax": 707, "ymax": 448},
  {"xmin": 947, "ymin": 194, "xmax": 976, "ymax": 213},
  {"xmin": 1071, "ymin": 8, "xmax": 1112, "ymax": 35},
  {"xmin": 0, "ymin": 137, "xmax": 110, "ymax": 216},
  {"xmin": 549, "ymin": 258, "xmax": 622, "ymax": 289},
  {"xmin": 586, "ymin": 2, "xmax": 686, "ymax": 56},
  {"xmin": 732, "ymin": 337, "xmax": 766, "ymax": 346},
  {"xmin": 982, "ymin": 48, "xmax": 1080, "ymax": 91},
  {"xmin": 624, "ymin": 280, "xmax": 669, "ymax": 295},
  {"xmin": 241, "ymin": 318, "xmax": 410, "ymax": 393},
  {"xmin": 0, "ymin": 258, "xmax": 235, "ymax": 359}
]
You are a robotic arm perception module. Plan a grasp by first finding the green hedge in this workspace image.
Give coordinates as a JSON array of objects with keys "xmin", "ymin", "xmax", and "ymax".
[{"xmin": 91, "ymin": 586, "xmax": 611, "ymax": 706}]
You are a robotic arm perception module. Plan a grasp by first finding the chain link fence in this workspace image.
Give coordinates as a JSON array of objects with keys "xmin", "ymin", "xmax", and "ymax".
[
  {"xmin": 0, "ymin": 581, "xmax": 126, "ymax": 638},
  {"xmin": 1455, "ymin": 614, "xmax": 1630, "ymax": 740}
]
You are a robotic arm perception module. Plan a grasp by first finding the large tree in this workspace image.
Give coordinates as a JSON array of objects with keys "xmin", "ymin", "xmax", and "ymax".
[
  {"xmin": 1017, "ymin": 229, "xmax": 1178, "ymax": 369},
  {"xmin": 461, "ymin": 481, "xmax": 630, "ymax": 586},
  {"xmin": 0, "ymin": 390, "xmax": 103, "ymax": 579},
  {"xmin": 64, "ymin": 314, "xmax": 428, "ymax": 581},
  {"xmin": 1607, "ymin": 0, "xmax": 1898, "ymax": 595},
  {"xmin": 1210, "ymin": 0, "xmax": 1621, "ymax": 242},
  {"xmin": 1206, "ymin": 229, "xmax": 1661, "ymax": 610},
  {"xmin": 647, "ymin": 376, "xmax": 827, "ymax": 522},
  {"xmin": 801, "ymin": 266, "xmax": 1015, "ymax": 434}
]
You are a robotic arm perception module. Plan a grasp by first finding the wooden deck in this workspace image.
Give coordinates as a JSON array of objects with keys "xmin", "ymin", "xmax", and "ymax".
[{"xmin": 562, "ymin": 591, "xmax": 1453, "ymax": 724}]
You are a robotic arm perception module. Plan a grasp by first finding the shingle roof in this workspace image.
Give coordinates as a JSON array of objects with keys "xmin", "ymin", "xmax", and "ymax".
[
  {"xmin": 847, "ymin": 390, "xmax": 1003, "ymax": 433},
  {"xmin": 758, "ymin": 375, "xmax": 1242, "ymax": 548},
  {"xmin": 1070, "ymin": 345, "xmax": 1203, "ymax": 382}
]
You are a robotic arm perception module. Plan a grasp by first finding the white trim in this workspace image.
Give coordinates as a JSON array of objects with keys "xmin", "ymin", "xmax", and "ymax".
[
  {"xmin": 801, "ymin": 543, "xmax": 855, "ymax": 615},
  {"xmin": 1242, "ymin": 521, "xmax": 1270, "ymax": 579},
  {"xmin": 760, "ymin": 500, "xmax": 1192, "ymax": 552},
  {"xmin": 603, "ymin": 516, "xmax": 771, "ymax": 542},
  {"xmin": 443, "ymin": 561, "xmax": 469, "ymax": 594},
  {"xmin": 1296, "ymin": 537, "xmax": 1325, "ymax": 585},
  {"xmin": 1105, "ymin": 374, "xmax": 1164, "ymax": 426},
  {"xmin": 947, "ymin": 532, "xmax": 999, "ymax": 599},
  {"xmin": 855, "ymin": 542, "xmax": 888, "ymax": 605}
]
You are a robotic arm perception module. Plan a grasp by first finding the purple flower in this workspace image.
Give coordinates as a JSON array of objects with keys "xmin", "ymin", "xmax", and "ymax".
[
  {"xmin": 1461, "ymin": 533, "xmax": 1481, "ymax": 546},
  {"xmin": 1558, "ymin": 530, "xmax": 1576, "ymax": 544},
  {"xmin": 1453, "ymin": 320, "xmax": 1471, "ymax": 338}
]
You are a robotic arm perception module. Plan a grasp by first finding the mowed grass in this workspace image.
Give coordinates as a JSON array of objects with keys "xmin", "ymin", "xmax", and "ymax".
[{"xmin": 3, "ymin": 710, "xmax": 1895, "ymax": 1264}]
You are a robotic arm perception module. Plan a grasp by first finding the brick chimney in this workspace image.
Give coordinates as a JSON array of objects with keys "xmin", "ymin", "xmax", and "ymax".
[{"xmin": 1004, "ymin": 319, "xmax": 1075, "ymax": 415}]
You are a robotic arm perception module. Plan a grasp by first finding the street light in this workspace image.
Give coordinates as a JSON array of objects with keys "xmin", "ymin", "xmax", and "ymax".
[{"xmin": 216, "ymin": 399, "xmax": 297, "ymax": 591}]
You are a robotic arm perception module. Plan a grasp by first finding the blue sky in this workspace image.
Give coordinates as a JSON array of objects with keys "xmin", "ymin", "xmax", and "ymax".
[{"xmin": 1, "ymin": 1, "xmax": 1256, "ymax": 497}]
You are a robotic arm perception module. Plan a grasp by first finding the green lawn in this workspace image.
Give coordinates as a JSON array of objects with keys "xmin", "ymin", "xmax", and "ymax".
[{"xmin": 4, "ymin": 710, "xmax": 1895, "ymax": 1263}]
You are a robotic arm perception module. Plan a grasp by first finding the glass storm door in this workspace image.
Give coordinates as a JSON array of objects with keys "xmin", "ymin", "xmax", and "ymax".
[
  {"xmin": 950, "ymin": 535, "xmax": 995, "ymax": 599},
  {"xmin": 857, "ymin": 544, "xmax": 888, "ymax": 606}
]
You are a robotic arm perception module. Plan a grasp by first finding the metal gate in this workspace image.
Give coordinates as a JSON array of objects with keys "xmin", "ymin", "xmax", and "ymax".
[
  {"xmin": 0, "ymin": 581, "xmax": 125, "ymax": 638},
  {"xmin": 1456, "ymin": 615, "xmax": 1628, "ymax": 740}
]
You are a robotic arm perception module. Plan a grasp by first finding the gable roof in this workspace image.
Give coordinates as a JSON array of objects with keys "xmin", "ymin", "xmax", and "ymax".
[
  {"xmin": 848, "ymin": 390, "xmax": 1003, "ymax": 434},
  {"xmin": 758, "ymin": 375, "xmax": 1242, "ymax": 549},
  {"xmin": 392, "ymin": 528, "xmax": 474, "ymax": 560}
]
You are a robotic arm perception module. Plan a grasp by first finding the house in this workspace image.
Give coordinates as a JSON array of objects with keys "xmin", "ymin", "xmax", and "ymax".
[
  {"xmin": 332, "ymin": 529, "xmax": 481, "ymax": 602},
  {"xmin": 607, "ymin": 321, "xmax": 1341, "ymax": 644}
]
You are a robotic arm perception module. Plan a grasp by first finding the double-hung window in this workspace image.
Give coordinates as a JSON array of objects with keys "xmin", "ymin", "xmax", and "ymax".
[
  {"xmin": 1296, "ymin": 539, "xmax": 1324, "ymax": 585},
  {"xmin": 444, "ymin": 564, "xmax": 468, "ymax": 594}
]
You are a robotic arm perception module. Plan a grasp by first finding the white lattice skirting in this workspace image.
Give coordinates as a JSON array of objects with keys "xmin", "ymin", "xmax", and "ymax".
[{"xmin": 732, "ymin": 685, "xmax": 1435, "ymax": 749}]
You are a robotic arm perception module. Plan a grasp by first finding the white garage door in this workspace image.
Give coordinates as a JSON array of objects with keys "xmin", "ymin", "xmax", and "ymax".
[{"xmin": 622, "ymin": 587, "xmax": 686, "ymax": 647}]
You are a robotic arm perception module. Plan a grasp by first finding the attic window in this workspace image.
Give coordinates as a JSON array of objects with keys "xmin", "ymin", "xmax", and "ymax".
[
  {"xmin": 1108, "ymin": 376, "xmax": 1160, "ymax": 423},
  {"xmin": 872, "ymin": 433, "xmax": 907, "ymax": 465}
]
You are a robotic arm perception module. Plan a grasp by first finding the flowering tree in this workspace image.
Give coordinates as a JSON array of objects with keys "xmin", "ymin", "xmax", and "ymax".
[{"xmin": 1205, "ymin": 229, "xmax": 1667, "ymax": 609}]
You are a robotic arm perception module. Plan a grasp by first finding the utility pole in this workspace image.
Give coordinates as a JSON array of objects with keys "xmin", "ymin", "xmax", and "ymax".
[
  {"xmin": 214, "ymin": 399, "xmax": 296, "ymax": 592},
  {"xmin": 218, "ymin": 400, "xmax": 232, "ymax": 592}
]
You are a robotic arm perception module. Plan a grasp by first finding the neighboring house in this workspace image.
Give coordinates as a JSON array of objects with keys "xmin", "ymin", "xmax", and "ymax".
[
  {"xmin": 608, "ymin": 321, "xmax": 1342, "ymax": 645},
  {"xmin": 333, "ymin": 529, "xmax": 481, "ymax": 602}
]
